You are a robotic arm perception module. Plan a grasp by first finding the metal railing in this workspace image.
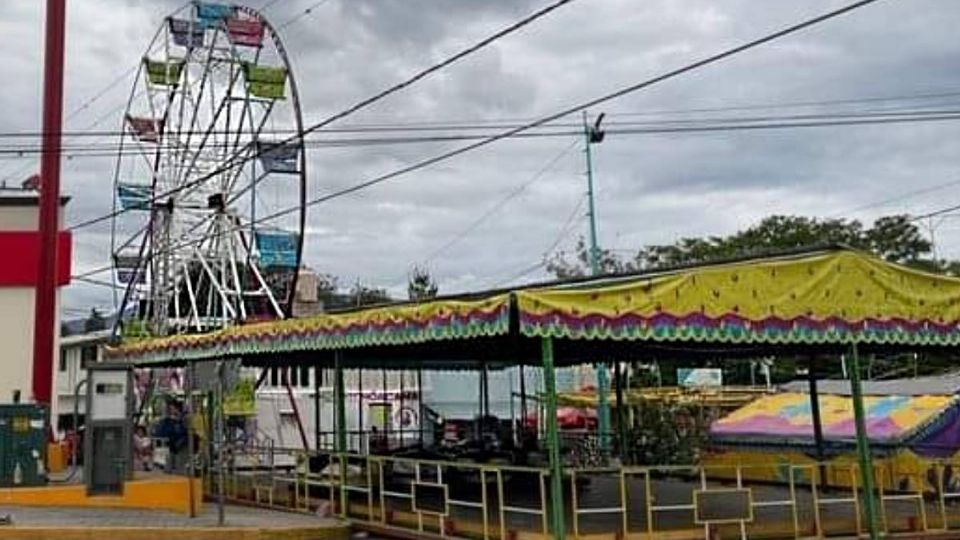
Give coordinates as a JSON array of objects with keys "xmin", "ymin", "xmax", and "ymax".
[{"xmin": 204, "ymin": 447, "xmax": 960, "ymax": 540}]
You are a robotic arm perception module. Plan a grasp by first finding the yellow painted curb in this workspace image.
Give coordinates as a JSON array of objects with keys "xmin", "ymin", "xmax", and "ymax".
[
  {"xmin": 0, "ymin": 524, "xmax": 351, "ymax": 540},
  {"xmin": 0, "ymin": 476, "xmax": 203, "ymax": 515}
]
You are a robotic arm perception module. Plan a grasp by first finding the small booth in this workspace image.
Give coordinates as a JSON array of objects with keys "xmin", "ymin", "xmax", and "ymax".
[{"xmin": 84, "ymin": 364, "xmax": 134, "ymax": 495}]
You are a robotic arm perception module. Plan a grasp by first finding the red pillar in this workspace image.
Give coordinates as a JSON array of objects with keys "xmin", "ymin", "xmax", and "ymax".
[{"xmin": 32, "ymin": 0, "xmax": 67, "ymax": 405}]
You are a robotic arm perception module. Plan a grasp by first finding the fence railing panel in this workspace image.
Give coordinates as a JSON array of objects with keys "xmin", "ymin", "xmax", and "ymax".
[{"xmin": 204, "ymin": 447, "xmax": 960, "ymax": 540}]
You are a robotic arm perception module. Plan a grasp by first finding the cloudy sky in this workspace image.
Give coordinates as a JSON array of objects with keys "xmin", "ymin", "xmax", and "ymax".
[{"xmin": 2, "ymin": 0, "xmax": 960, "ymax": 316}]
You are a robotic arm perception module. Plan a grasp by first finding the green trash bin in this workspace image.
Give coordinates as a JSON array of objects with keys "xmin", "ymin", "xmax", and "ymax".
[{"xmin": 0, "ymin": 404, "xmax": 48, "ymax": 487}]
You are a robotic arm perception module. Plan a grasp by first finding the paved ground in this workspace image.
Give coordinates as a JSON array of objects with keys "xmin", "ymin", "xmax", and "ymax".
[{"xmin": 0, "ymin": 503, "xmax": 342, "ymax": 529}]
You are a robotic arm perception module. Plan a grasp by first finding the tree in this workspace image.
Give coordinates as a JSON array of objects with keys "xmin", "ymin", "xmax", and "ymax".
[
  {"xmin": 84, "ymin": 308, "xmax": 107, "ymax": 332},
  {"xmin": 545, "ymin": 237, "xmax": 636, "ymax": 279},
  {"xmin": 314, "ymin": 273, "xmax": 339, "ymax": 305},
  {"xmin": 407, "ymin": 266, "xmax": 439, "ymax": 301},
  {"xmin": 547, "ymin": 214, "xmax": 939, "ymax": 278},
  {"xmin": 349, "ymin": 281, "xmax": 392, "ymax": 307},
  {"xmin": 865, "ymin": 214, "xmax": 932, "ymax": 262}
]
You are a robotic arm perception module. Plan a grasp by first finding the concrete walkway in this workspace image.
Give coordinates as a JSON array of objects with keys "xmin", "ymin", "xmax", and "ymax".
[{"xmin": 0, "ymin": 504, "xmax": 351, "ymax": 540}]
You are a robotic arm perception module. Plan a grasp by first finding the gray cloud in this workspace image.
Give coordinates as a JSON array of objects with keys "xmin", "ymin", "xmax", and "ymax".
[{"xmin": 2, "ymin": 0, "xmax": 959, "ymax": 313}]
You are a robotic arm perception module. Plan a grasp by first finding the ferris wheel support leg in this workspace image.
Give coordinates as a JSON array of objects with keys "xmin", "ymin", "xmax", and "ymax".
[
  {"xmin": 180, "ymin": 260, "xmax": 202, "ymax": 332},
  {"xmin": 246, "ymin": 250, "xmax": 285, "ymax": 319},
  {"xmin": 227, "ymin": 232, "xmax": 248, "ymax": 321},
  {"xmin": 193, "ymin": 245, "xmax": 238, "ymax": 321}
]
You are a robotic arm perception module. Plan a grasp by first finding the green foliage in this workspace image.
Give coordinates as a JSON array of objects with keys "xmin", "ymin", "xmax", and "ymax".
[
  {"xmin": 547, "ymin": 214, "xmax": 941, "ymax": 278},
  {"xmin": 349, "ymin": 281, "xmax": 392, "ymax": 307},
  {"xmin": 314, "ymin": 273, "xmax": 340, "ymax": 304},
  {"xmin": 626, "ymin": 402, "xmax": 712, "ymax": 466},
  {"xmin": 121, "ymin": 318, "xmax": 152, "ymax": 340},
  {"xmin": 545, "ymin": 236, "xmax": 636, "ymax": 279},
  {"xmin": 223, "ymin": 377, "xmax": 256, "ymax": 416},
  {"xmin": 407, "ymin": 266, "xmax": 439, "ymax": 301}
]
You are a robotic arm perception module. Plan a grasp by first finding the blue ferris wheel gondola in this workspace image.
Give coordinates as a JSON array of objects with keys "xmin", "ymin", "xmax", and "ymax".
[
  {"xmin": 255, "ymin": 231, "xmax": 299, "ymax": 268},
  {"xmin": 117, "ymin": 183, "xmax": 152, "ymax": 211},
  {"xmin": 256, "ymin": 139, "xmax": 299, "ymax": 173},
  {"xmin": 195, "ymin": 2, "xmax": 236, "ymax": 29}
]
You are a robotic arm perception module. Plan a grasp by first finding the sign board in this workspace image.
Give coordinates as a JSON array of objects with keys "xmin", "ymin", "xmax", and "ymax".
[
  {"xmin": 90, "ymin": 370, "xmax": 131, "ymax": 421},
  {"xmin": 694, "ymin": 488, "xmax": 753, "ymax": 524},
  {"xmin": 223, "ymin": 377, "xmax": 257, "ymax": 417},
  {"xmin": 677, "ymin": 368, "xmax": 723, "ymax": 387},
  {"xmin": 412, "ymin": 482, "xmax": 448, "ymax": 516}
]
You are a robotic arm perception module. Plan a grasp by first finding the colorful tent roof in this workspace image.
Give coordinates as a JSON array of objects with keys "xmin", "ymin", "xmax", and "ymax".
[
  {"xmin": 710, "ymin": 392, "xmax": 957, "ymax": 447},
  {"xmin": 106, "ymin": 247, "xmax": 960, "ymax": 365},
  {"xmin": 517, "ymin": 249, "xmax": 960, "ymax": 346},
  {"xmin": 109, "ymin": 295, "xmax": 509, "ymax": 364}
]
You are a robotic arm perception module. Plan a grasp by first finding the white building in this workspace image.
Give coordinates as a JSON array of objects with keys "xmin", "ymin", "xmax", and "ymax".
[{"xmin": 54, "ymin": 329, "xmax": 111, "ymax": 436}]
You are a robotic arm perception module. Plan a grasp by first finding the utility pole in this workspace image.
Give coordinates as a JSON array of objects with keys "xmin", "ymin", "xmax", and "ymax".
[
  {"xmin": 33, "ymin": 0, "xmax": 67, "ymax": 405},
  {"xmin": 582, "ymin": 111, "xmax": 611, "ymax": 457}
]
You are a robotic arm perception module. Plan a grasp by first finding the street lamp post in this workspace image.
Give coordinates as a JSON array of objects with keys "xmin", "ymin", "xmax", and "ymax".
[{"xmin": 582, "ymin": 111, "xmax": 611, "ymax": 458}]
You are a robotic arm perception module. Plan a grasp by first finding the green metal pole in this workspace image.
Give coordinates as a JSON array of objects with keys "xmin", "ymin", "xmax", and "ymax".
[
  {"xmin": 314, "ymin": 365, "xmax": 321, "ymax": 451},
  {"xmin": 847, "ymin": 344, "xmax": 880, "ymax": 540},
  {"xmin": 614, "ymin": 361, "xmax": 627, "ymax": 462},
  {"xmin": 334, "ymin": 352, "xmax": 348, "ymax": 516},
  {"xmin": 541, "ymin": 337, "xmax": 566, "ymax": 540},
  {"xmin": 583, "ymin": 111, "xmax": 610, "ymax": 457}
]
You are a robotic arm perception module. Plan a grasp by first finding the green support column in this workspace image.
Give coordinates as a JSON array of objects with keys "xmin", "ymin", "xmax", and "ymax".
[
  {"xmin": 847, "ymin": 344, "xmax": 880, "ymax": 540},
  {"xmin": 541, "ymin": 337, "xmax": 566, "ymax": 540},
  {"xmin": 334, "ymin": 352, "xmax": 348, "ymax": 516},
  {"xmin": 614, "ymin": 361, "xmax": 627, "ymax": 463}
]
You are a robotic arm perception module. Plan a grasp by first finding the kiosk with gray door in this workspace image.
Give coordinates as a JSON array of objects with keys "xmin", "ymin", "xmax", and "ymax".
[{"xmin": 84, "ymin": 365, "xmax": 133, "ymax": 495}]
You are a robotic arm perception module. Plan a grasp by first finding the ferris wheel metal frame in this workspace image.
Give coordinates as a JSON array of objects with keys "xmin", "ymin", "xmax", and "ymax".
[{"xmin": 110, "ymin": 2, "xmax": 308, "ymax": 337}]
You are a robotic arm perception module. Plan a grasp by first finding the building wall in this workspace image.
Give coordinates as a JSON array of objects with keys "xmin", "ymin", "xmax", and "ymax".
[
  {"xmin": 0, "ymin": 205, "xmax": 43, "ymax": 230},
  {"xmin": 53, "ymin": 332, "xmax": 109, "ymax": 436},
  {"xmin": 0, "ymin": 288, "xmax": 60, "ymax": 405},
  {"xmin": 0, "ymin": 193, "xmax": 69, "ymax": 417},
  {"xmin": 0, "ymin": 288, "xmax": 34, "ymax": 403}
]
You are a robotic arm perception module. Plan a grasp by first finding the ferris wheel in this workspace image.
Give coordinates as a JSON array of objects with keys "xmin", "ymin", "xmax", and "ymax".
[{"xmin": 111, "ymin": 2, "xmax": 307, "ymax": 337}]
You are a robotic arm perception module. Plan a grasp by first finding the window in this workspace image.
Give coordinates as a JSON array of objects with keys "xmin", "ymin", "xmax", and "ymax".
[
  {"xmin": 269, "ymin": 367, "xmax": 279, "ymax": 387},
  {"xmin": 289, "ymin": 366, "xmax": 299, "ymax": 387},
  {"xmin": 59, "ymin": 351, "xmax": 67, "ymax": 373},
  {"xmin": 80, "ymin": 345, "xmax": 98, "ymax": 369}
]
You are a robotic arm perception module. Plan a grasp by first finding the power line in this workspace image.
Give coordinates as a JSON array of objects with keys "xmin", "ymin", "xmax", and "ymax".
[
  {"xmin": 67, "ymin": 0, "xmax": 580, "ymax": 233},
  {"xmin": 74, "ymin": 275, "xmax": 125, "ymax": 290},
  {"xmin": 612, "ymin": 89, "xmax": 960, "ymax": 118},
  {"xmin": 7, "ymin": 105, "xmax": 960, "ymax": 140},
  {"xmin": 11, "ymin": 108, "xmax": 960, "ymax": 164},
  {"xmin": 911, "ymin": 202, "xmax": 960, "ymax": 222},
  {"xmin": 258, "ymin": 0, "xmax": 286, "ymax": 12},
  {"xmin": 492, "ymin": 194, "xmax": 586, "ymax": 287},
  {"xmin": 423, "ymin": 139, "xmax": 579, "ymax": 263},
  {"xmin": 277, "ymin": 0, "xmax": 334, "ymax": 30},
  {"xmin": 832, "ymin": 176, "xmax": 960, "ymax": 217},
  {"xmin": 103, "ymin": 0, "xmax": 892, "ymax": 270},
  {"xmin": 224, "ymin": 0, "xmax": 899, "ymax": 232}
]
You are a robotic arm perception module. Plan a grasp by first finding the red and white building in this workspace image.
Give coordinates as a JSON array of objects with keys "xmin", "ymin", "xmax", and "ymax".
[{"xmin": 0, "ymin": 187, "xmax": 71, "ymax": 408}]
